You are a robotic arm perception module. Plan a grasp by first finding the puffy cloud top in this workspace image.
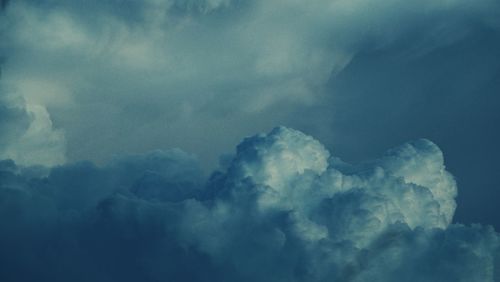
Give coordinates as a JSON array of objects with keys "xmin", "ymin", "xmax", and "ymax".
[
  {"xmin": 0, "ymin": 127, "xmax": 497, "ymax": 281},
  {"xmin": 229, "ymin": 126, "xmax": 329, "ymax": 190}
]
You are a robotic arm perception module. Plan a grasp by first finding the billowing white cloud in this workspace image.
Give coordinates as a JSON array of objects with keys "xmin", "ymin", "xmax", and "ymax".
[{"xmin": 0, "ymin": 127, "xmax": 497, "ymax": 281}]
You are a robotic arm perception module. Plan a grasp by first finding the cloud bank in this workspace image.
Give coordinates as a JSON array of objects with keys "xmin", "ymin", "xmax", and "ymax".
[
  {"xmin": 0, "ymin": 127, "xmax": 498, "ymax": 281},
  {"xmin": 1, "ymin": 1, "xmax": 499, "ymax": 278}
]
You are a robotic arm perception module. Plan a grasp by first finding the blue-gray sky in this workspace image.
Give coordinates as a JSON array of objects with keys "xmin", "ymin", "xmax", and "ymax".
[{"xmin": 1, "ymin": 1, "xmax": 500, "ymax": 281}]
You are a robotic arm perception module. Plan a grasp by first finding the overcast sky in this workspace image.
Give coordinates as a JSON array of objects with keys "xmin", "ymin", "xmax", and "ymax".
[{"xmin": 1, "ymin": 1, "xmax": 500, "ymax": 281}]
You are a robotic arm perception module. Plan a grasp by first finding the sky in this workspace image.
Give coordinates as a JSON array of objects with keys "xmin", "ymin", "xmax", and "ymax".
[{"xmin": 0, "ymin": 0, "xmax": 500, "ymax": 281}]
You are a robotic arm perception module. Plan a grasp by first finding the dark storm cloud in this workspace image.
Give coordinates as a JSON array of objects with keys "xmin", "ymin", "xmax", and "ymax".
[{"xmin": 0, "ymin": 127, "xmax": 498, "ymax": 281}]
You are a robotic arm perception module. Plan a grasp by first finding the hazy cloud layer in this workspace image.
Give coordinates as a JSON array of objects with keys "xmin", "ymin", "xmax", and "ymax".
[
  {"xmin": 1, "ymin": 0, "xmax": 499, "ymax": 169},
  {"xmin": 0, "ymin": 127, "xmax": 498, "ymax": 281}
]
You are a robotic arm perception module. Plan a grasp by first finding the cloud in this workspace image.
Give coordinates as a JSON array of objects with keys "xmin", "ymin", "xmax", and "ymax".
[
  {"xmin": 1, "ymin": 0, "xmax": 499, "ymax": 168},
  {"xmin": 1, "ymin": 0, "xmax": 499, "ymax": 278},
  {"xmin": 0, "ymin": 127, "xmax": 498, "ymax": 281},
  {"xmin": 0, "ymin": 94, "xmax": 65, "ymax": 166},
  {"xmin": 320, "ymin": 21, "xmax": 500, "ymax": 229}
]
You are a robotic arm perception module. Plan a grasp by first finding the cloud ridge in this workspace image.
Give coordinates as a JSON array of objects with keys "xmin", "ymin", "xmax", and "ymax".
[{"xmin": 0, "ymin": 127, "xmax": 498, "ymax": 281}]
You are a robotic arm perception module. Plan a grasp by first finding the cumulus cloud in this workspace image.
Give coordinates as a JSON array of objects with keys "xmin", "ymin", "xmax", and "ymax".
[
  {"xmin": 1, "ymin": 0, "xmax": 499, "ymax": 279},
  {"xmin": 0, "ymin": 127, "xmax": 498, "ymax": 281}
]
